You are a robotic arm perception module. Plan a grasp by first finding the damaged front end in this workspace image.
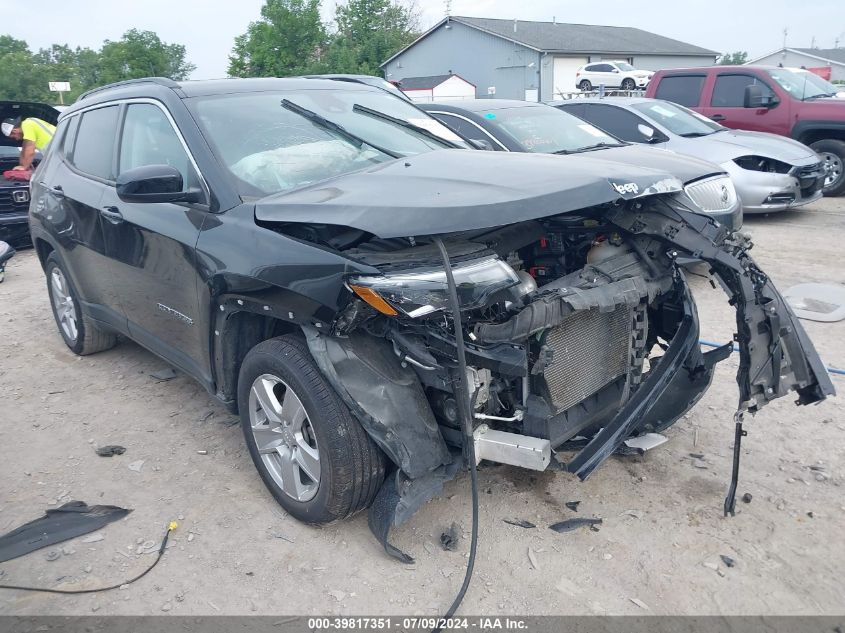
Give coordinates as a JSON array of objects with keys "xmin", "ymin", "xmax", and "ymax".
[{"xmin": 294, "ymin": 193, "xmax": 833, "ymax": 562}]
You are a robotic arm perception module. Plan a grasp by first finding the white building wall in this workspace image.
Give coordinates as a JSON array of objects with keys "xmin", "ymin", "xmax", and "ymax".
[
  {"xmin": 751, "ymin": 50, "xmax": 845, "ymax": 82},
  {"xmin": 432, "ymin": 75, "xmax": 476, "ymax": 100}
]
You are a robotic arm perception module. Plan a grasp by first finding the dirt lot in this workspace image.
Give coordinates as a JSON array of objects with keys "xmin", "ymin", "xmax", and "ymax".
[{"xmin": 1, "ymin": 199, "xmax": 844, "ymax": 617}]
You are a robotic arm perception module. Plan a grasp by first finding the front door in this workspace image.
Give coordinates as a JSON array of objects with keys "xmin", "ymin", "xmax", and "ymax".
[
  {"xmin": 99, "ymin": 101, "xmax": 210, "ymax": 382},
  {"xmin": 701, "ymin": 72, "xmax": 791, "ymax": 135}
]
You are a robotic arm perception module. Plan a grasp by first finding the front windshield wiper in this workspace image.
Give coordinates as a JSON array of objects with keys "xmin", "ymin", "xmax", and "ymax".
[
  {"xmin": 679, "ymin": 131, "xmax": 716, "ymax": 138},
  {"xmin": 281, "ymin": 99, "xmax": 400, "ymax": 159},
  {"xmin": 804, "ymin": 93, "xmax": 836, "ymax": 100},
  {"xmin": 352, "ymin": 103, "xmax": 460, "ymax": 148},
  {"xmin": 553, "ymin": 141, "xmax": 623, "ymax": 155}
]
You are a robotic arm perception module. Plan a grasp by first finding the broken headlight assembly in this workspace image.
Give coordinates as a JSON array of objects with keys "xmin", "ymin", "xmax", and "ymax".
[{"xmin": 348, "ymin": 256, "xmax": 519, "ymax": 318}]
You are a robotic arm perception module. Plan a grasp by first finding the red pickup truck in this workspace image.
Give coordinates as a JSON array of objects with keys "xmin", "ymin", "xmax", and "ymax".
[{"xmin": 645, "ymin": 65, "xmax": 845, "ymax": 196}]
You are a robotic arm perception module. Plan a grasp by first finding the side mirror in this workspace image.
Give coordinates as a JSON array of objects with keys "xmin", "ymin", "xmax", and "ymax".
[
  {"xmin": 637, "ymin": 123, "xmax": 656, "ymax": 140},
  {"xmin": 611, "ymin": 68, "xmax": 620, "ymax": 73},
  {"xmin": 743, "ymin": 84, "xmax": 776, "ymax": 108},
  {"xmin": 469, "ymin": 138, "xmax": 494, "ymax": 151},
  {"xmin": 116, "ymin": 165, "xmax": 203, "ymax": 204}
]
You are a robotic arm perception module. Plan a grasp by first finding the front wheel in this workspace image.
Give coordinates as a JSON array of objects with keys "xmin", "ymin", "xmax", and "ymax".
[
  {"xmin": 621, "ymin": 78, "xmax": 636, "ymax": 91},
  {"xmin": 579, "ymin": 79, "xmax": 593, "ymax": 91},
  {"xmin": 238, "ymin": 335, "xmax": 386, "ymax": 524},
  {"xmin": 812, "ymin": 139, "xmax": 845, "ymax": 196}
]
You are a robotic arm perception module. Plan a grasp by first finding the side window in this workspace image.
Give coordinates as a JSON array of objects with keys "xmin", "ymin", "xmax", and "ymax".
[
  {"xmin": 596, "ymin": 64, "xmax": 615, "ymax": 73},
  {"xmin": 61, "ymin": 115, "xmax": 80, "ymax": 160},
  {"xmin": 433, "ymin": 113, "xmax": 501, "ymax": 149},
  {"xmin": 711, "ymin": 74, "xmax": 775, "ymax": 107},
  {"xmin": 118, "ymin": 103, "xmax": 195, "ymax": 191},
  {"xmin": 580, "ymin": 104, "xmax": 650, "ymax": 143},
  {"xmin": 71, "ymin": 106, "xmax": 120, "ymax": 180},
  {"xmin": 654, "ymin": 75, "xmax": 706, "ymax": 107}
]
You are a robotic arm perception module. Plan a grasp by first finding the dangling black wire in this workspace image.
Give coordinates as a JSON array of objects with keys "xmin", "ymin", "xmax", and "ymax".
[{"xmin": 432, "ymin": 237, "xmax": 480, "ymax": 632}]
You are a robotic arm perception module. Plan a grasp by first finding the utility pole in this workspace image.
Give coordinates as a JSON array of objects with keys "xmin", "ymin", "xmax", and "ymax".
[
  {"xmin": 444, "ymin": 0, "xmax": 451, "ymax": 17},
  {"xmin": 782, "ymin": 27, "xmax": 788, "ymax": 49}
]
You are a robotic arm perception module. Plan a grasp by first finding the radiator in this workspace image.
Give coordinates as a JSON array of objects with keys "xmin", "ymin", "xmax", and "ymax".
[{"xmin": 537, "ymin": 306, "xmax": 633, "ymax": 413}]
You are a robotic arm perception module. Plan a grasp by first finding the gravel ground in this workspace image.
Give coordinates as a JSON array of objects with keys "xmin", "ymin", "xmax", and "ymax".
[{"xmin": 0, "ymin": 198, "xmax": 843, "ymax": 617}]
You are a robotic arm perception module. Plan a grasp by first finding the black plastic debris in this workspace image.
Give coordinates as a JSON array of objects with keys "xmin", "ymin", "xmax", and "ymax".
[
  {"xmin": 95, "ymin": 445, "xmax": 126, "ymax": 457},
  {"xmin": 689, "ymin": 453, "xmax": 705, "ymax": 459},
  {"xmin": 742, "ymin": 493, "xmax": 753, "ymax": 504},
  {"xmin": 549, "ymin": 518, "xmax": 603, "ymax": 533},
  {"xmin": 565, "ymin": 501, "xmax": 581, "ymax": 512},
  {"xmin": 503, "ymin": 519, "xmax": 536, "ymax": 529},
  {"xmin": 0, "ymin": 501, "xmax": 131, "ymax": 563},
  {"xmin": 150, "ymin": 368, "xmax": 177, "ymax": 381},
  {"xmin": 720, "ymin": 555, "xmax": 736, "ymax": 568},
  {"xmin": 440, "ymin": 522, "xmax": 459, "ymax": 551}
]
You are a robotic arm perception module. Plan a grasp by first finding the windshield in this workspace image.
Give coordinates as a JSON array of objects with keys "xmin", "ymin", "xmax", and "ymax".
[
  {"xmin": 766, "ymin": 68, "xmax": 829, "ymax": 100},
  {"xmin": 630, "ymin": 100, "xmax": 724, "ymax": 137},
  {"xmin": 789, "ymin": 70, "xmax": 841, "ymax": 96},
  {"xmin": 189, "ymin": 88, "xmax": 464, "ymax": 197},
  {"xmin": 616, "ymin": 62, "xmax": 635, "ymax": 71},
  {"xmin": 482, "ymin": 105, "xmax": 623, "ymax": 153}
]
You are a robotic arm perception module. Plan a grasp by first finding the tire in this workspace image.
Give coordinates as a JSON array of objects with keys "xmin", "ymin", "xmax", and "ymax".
[
  {"xmin": 811, "ymin": 139, "xmax": 845, "ymax": 196},
  {"xmin": 579, "ymin": 79, "xmax": 592, "ymax": 91},
  {"xmin": 621, "ymin": 78, "xmax": 636, "ymax": 91},
  {"xmin": 238, "ymin": 334, "xmax": 386, "ymax": 524},
  {"xmin": 45, "ymin": 252, "xmax": 117, "ymax": 355}
]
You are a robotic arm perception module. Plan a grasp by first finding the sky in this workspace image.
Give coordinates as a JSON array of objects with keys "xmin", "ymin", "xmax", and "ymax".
[{"xmin": 3, "ymin": 0, "xmax": 844, "ymax": 79}]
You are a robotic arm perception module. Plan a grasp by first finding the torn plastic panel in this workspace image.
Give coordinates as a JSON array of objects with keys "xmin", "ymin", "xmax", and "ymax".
[
  {"xmin": 303, "ymin": 326, "xmax": 452, "ymax": 479},
  {"xmin": 604, "ymin": 200, "xmax": 835, "ymax": 412}
]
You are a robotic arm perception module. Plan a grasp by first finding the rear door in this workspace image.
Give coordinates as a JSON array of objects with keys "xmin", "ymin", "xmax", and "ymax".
[
  {"xmin": 699, "ymin": 72, "xmax": 791, "ymax": 134},
  {"xmin": 577, "ymin": 103, "xmax": 656, "ymax": 143},
  {"xmin": 652, "ymin": 74, "xmax": 708, "ymax": 109},
  {"xmin": 33, "ymin": 105, "xmax": 125, "ymax": 326},
  {"xmin": 99, "ymin": 100, "xmax": 211, "ymax": 381}
]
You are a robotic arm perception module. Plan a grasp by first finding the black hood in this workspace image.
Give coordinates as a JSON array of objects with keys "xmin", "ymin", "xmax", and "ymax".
[
  {"xmin": 585, "ymin": 144, "xmax": 725, "ymax": 184},
  {"xmin": 255, "ymin": 149, "xmax": 681, "ymax": 238},
  {"xmin": 0, "ymin": 102, "xmax": 59, "ymax": 148}
]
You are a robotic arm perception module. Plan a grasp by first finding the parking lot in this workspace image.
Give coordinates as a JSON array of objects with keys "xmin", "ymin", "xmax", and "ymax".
[{"xmin": 0, "ymin": 198, "xmax": 843, "ymax": 617}]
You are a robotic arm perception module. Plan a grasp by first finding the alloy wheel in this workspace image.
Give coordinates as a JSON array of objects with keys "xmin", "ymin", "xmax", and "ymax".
[
  {"xmin": 50, "ymin": 267, "xmax": 78, "ymax": 342},
  {"xmin": 248, "ymin": 373, "xmax": 320, "ymax": 502},
  {"xmin": 821, "ymin": 151, "xmax": 843, "ymax": 189}
]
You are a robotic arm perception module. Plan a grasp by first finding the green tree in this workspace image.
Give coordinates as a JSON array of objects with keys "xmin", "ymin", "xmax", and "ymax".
[
  {"xmin": 718, "ymin": 51, "xmax": 749, "ymax": 65},
  {"xmin": 99, "ymin": 29, "xmax": 195, "ymax": 83},
  {"xmin": 324, "ymin": 0, "xmax": 419, "ymax": 76},
  {"xmin": 228, "ymin": 0, "xmax": 327, "ymax": 77}
]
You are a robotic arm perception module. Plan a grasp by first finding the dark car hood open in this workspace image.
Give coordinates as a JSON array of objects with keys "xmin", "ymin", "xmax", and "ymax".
[
  {"xmin": 0, "ymin": 102, "xmax": 59, "ymax": 148},
  {"xmin": 255, "ymin": 150, "xmax": 681, "ymax": 238}
]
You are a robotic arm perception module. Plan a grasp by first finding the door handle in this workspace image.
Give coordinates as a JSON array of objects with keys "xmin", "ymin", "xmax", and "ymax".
[
  {"xmin": 100, "ymin": 206, "xmax": 124, "ymax": 224},
  {"xmin": 40, "ymin": 182, "xmax": 64, "ymax": 198},
  {"xmin": 710, "ymin": 114, "xmax": 726, "ymax": 122}
]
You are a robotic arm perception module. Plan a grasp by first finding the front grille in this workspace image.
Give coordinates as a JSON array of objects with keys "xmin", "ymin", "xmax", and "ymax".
[
  {"xmin": 0, "ymin": 187, "xmax": 30, "ymax": 215},
  {"xmin": 539, "ymin": 306, "xmax": 633, "ymax": 413},
  {"xmin": 684, "ymin": 176, "xmax": 738, "ymax": 213}
]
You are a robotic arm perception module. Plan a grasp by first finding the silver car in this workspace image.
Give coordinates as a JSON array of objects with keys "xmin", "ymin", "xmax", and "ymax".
[{"xmin": 555, "ymin": 97, "xmax": 826, "ymax": 213}]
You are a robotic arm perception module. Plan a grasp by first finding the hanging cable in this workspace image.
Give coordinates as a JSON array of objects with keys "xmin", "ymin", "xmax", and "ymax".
[{"xmin": 432, "ymin": 238, "xmax": 479, "ymax": 633}]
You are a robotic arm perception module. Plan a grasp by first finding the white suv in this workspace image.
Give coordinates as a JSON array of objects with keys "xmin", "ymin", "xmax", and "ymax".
[{"xmin": 575, "ymin": 61, "xmax": 653, "ymax": 91}]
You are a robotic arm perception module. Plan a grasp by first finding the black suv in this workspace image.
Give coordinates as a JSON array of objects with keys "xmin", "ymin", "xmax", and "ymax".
[{"xmin": 30, "ymin": 77, "xmax": 833, "ymax": 561}]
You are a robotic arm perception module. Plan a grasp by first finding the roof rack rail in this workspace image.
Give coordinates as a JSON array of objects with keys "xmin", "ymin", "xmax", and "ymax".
[{"xmin": 78, "ymin": 77, "xmax": 181, "ymax": 101}]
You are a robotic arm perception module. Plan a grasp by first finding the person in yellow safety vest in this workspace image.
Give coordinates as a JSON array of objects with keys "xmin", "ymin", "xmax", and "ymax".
[{"xmin": 1, "ymin": 116, "xmax": 56, "ymax": 171}]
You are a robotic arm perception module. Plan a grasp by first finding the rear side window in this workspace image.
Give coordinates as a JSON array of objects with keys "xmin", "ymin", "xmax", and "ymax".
[
  {"xmin": 431, "ymin": 113, "xmax": 495, "ymax": 146},
  {"xmin": 580, "ymin": 104, "xmax": 649, "ymax": 142},
  {"xmin": 72, "ymin": 106, "xmax": 120, "ymax": 180},
  {"xmin": 61, "ymin": 115, "xmax": 79, "ymax": 159},
  {"xmin": 119, "ymin": 103, "xmax": 195, "ymax": 190},
  {"xmin": 711, "ymin": 74, "xmax": 775, "ymax": 107},
  {"xmin": 654, "ymin": 75, "xmax": 706, "ymax": 107}
]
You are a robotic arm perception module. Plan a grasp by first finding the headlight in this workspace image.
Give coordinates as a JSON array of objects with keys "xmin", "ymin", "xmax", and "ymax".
[
  {"xmin": 349, "ymin": 257, "xmax": 519, "ymax": 318},
  {"xmin": 684, "ymin": 176, "xmax": 738, "ymax": 213}
]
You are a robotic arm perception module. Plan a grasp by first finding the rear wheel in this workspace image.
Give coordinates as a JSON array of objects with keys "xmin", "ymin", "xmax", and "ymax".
[
  {"xmin": 812, "ymin": 139, "xmax": 845, "ymax": 196},
  {"xmin": 45, "ymin": 253, "xmax": 117, "ymax": 355},
  {"xmin": 579, "ymin": 79, "xmax": 593, "ymax": 91},
  {"xmin": 621, "ymin": 78, "xmax": 636, "ymax": 91},
  {"xmin": 238, "ymin": 335, "xmax": 386, "ymax": 524}
]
